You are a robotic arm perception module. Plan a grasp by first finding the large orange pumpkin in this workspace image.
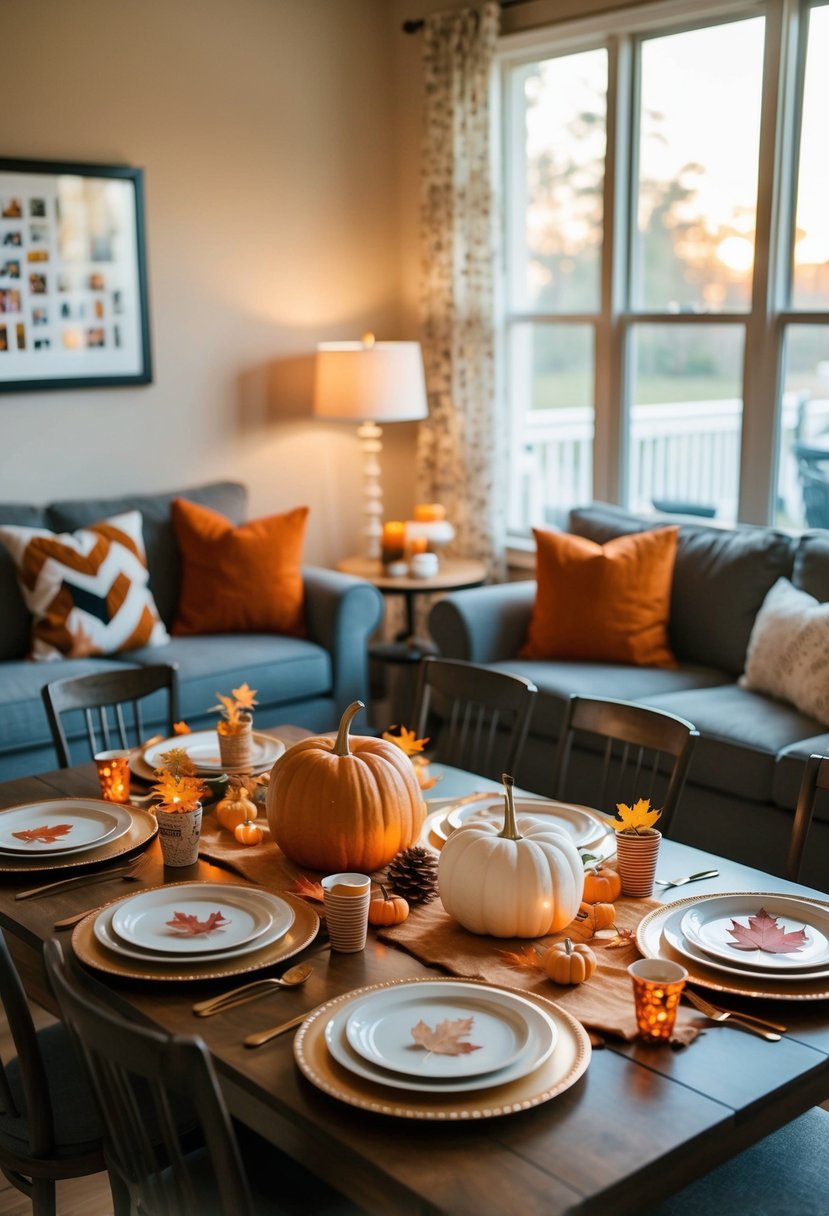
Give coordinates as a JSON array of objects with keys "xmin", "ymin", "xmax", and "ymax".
[{"xmin": 266, "ymin": 701, "xmax": 425, "ymax": 872}]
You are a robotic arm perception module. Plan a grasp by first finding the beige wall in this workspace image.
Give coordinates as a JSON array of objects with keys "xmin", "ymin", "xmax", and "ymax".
[{"xmin": 0, "ymin": 0, "xmax": 418, "ymax": 565}]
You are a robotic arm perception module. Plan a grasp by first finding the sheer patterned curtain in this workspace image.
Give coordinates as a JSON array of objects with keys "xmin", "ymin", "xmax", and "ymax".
[{"xmin": 417, "ymin": 1, "xmax": 504, "ymax": 578}]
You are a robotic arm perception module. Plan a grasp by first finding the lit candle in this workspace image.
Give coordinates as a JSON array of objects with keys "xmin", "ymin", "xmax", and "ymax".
[
  {"xmin": 408, "ymin": 535, "xmax": 428, "ymax": 556},
  {"xmin": 382, "ymin": 521, "xmax": 406, "ymax": 564},
  {"xmin": 414, "ymin": 503, "xmax": 446, "ymax": 522}
]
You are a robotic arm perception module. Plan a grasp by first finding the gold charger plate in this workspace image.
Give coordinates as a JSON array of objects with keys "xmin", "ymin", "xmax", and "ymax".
[
  {"xmin": 294, "ymin": 977, "xmax": 591, "ymax": 1120},
  {"xmin": 0, "ymin": 802, "xmax": 157, "ymax": 875},
  {"xmin": 72, "ymin": 887, "xmax": 319, "ymax": 981},
  {"xmin": 637, "ymin": 891, "xmax": 829, "ymax": 1001}
]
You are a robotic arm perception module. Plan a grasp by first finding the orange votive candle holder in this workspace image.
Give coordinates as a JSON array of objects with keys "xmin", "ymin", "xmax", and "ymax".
[
  {"xmin": 94, "ymin": 750, "xmax": 132, "ymax": 804},
  {"xmin": 381, "ymin": 520, "xmax": 406, "ymax": 564},
  {"xmin": 628, "ymin": 958, "xmax": 687, "ymax": 1042},
  {"xmin": 414, "ymin": 503, "xmax": 446, "ymax": 522}
]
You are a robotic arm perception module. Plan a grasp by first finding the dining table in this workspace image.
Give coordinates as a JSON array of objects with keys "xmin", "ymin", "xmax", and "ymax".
[{"xmin": 1, "ymin": 732, "xmax": 829, "ymax": 1216}]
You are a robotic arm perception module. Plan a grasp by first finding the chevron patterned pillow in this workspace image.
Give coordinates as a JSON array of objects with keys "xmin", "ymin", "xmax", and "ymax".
[{"xmin": 0, "ymin": 509, "xmax": 170, "ymax": 661}]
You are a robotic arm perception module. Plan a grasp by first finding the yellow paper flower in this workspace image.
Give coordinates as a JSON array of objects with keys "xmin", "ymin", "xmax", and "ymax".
[
  {"xmin": 210, "ymin": 683, "xmax": 259, "ymax": 728},
  {"xmin": 151, "ymin": 749, "xmax": 208, "ymax": 812},
  {"xmin": 612, "ymin": 797, "xmax": 662, "ymax": 834}
]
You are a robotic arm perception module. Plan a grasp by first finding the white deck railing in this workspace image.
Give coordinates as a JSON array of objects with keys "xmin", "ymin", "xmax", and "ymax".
[{"xmin": 510, "ymin": 394, "xmax": 829, "ymax": 531}]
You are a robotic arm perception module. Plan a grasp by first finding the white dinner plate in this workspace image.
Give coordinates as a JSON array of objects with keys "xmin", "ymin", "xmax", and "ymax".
[
  {"xmin": 660, "ymin": 906, "xmax": 829, "ymax": 983},
  {"xmin": 140, "ymin": 731, "xmax": 284, "ymax": 776},
  {"xmin": 341, "ymin": 980, "xmax": 555, "ymax": 1080},
  {"xmin": 109, "ymin": 883, "xmax": 293, "ymax": 955},
  {"xmin": 94, "ymin": 899, "xmax": 291, "ymax": 964},
  {"xmin": 443, "ymin": 795, "xmax": 602, "ymax": 850},
  {"xmin": 0, "ymin": 799, "xmax": 132, "ymax": 856},
  {"xmin": 679, "ymin": 894, "xmax": 829, "ymax": 972},
  {"xmin": 326, "ymin": 981, "xmax": 558, "ymax": 1092}
]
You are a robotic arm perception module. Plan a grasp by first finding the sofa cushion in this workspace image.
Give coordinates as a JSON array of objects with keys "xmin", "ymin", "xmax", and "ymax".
[
  {"xmin": 641, "ymin": 684, "xmax": 821, "ymax": 802},
  {"xmin": 0, "ymin": 503, "xmax": 49, "ymax": 662},
  {"xmin": 739, "ymin": 578, "xmax": 829, "ymax": 726},
  {"xmin": 0, "ymin": 511, "xmax": 170, "ymax": 661},
  {"xmin": 792, "ymin": 530, "xmax": 829, "ymax": 602},
  {"xmin": 48, "ymin": 481, "xmax": 247, "ymax": 628},
  {"xmin": 520, "ymin": 526, "xmax": 678, "ymax": 667},
  {"xmin": 170, "ymin": 499, "xmax": 308, "ymax": 638},
  {"xmin": 569, "ymin": 503, "xmax": 795, "ymax": 674},
  {"xmin": 489, "ymin": 658, "xmax": 729, "ymax": 741},
  {"xmin": 127, "ymin": 634, "xmax": 331, "ymax": 724},
  {"xmin": 0, "ymin": 656, "xmax": 140, "ymax": 756}
]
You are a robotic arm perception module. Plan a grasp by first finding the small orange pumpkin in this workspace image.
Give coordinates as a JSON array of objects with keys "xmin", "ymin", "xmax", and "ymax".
[
  {"xmin": 582, "ymin": 864, "xmax": 622, "ymax": 904},
  {"xmin": 216, "ymin": 786, "xmax": 257, "ymax": 832},
  {"xmin": 368, "ymin": 883, "xmax": 410, "ymax": 926},
  {"xmin": 542, "ymin": 938, "xmax": 597, "ymax": 984},
  {"xmin": 234, "ymin": 819, "xmax": 265, "ymax": 846},
  {"xmin": 578, "ymin": 900, "xmax": 616, "ymax": 933}
]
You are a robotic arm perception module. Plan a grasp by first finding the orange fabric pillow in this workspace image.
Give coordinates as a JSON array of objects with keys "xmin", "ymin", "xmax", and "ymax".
[
  {"xmin": 171, "ymin": 499, "xmax": 308, "ymax": 637},
  {"xmin": 520, "ymin": 526, "xmax": 678, "ymax": 667}
]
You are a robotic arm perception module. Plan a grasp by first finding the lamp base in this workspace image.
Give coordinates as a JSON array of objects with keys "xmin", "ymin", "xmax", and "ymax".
[{"xmin": 358, "ymin": 420, "xmax": 383, "ymax": 560}]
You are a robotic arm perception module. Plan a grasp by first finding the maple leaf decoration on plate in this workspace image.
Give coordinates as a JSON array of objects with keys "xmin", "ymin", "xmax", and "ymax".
[
  {"xmin": 612, "ymin": 797, "xmax": 662, "ymax": 834},
  {"xmin": 165, "ymin": 910, "xmax": 230, "ymax": 937},
  {"xmin": 726, "ymin": 907, "xmax": 809, "ymax": 954},
  {"xmin": 12, "ymin": 823, "xmax": 73, "ymax": 844},
  {"xmin": 410, "ymin": 1016, "xmax": 482, "ymax": 1056}
]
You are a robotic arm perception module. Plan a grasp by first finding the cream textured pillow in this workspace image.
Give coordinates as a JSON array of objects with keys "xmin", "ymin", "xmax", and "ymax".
[
  {"xmin": 739, "ymin": 577, "xmax": 829, "ymax": 725},
  {"xmin": 0, "ymin": 510, "xmax": 170, "ymax": 661}
]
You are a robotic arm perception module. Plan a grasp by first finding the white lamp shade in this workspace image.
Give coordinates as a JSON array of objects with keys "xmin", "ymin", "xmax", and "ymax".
[{"xmin": 313, "ymin": 340, "xmax": 428, "ymax": 423}]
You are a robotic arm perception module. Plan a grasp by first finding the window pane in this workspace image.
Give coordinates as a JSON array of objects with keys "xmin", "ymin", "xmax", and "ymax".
[
  {"xmin": 792, "ymin": 5, "xmax": 829, "ymax": 309},
  {"xmin": 628, "ymin": 324, "xmax": 744, "ymax": 521},
  {"xmin": 508, "ymin": 323, "xmax": 594, "ymax": 532},
  {"xmin": 634, "ymin": 20, "xmax": 764, "ymax": 312},
  {"xmin": 510, "ymin": 49, "xmax": 607, "ymax": 313},
  {"xmin": 775, "ymin": 326, "xmax": 829, "ymax": 528}
]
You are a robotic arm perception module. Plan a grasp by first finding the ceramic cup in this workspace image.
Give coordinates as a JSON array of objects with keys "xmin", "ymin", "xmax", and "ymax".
[
  {"xmin": 628, "ymin": 957, "xmax": 688, "ymax": 1042},
  {"xmin": 94, "ymin": 750, "xmax": 132, "ymax": 804},
  {"xmin": 615, "ymin": 828, "xmax": 662, "ymax": 897},
  {"xmin": 321, "ymin": 872, "xmax": 372, "ymax": 952}
]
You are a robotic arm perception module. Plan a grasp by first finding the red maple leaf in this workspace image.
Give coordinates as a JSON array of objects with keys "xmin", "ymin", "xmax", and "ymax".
[
  {"xmin": 410, "ymin": 1017, "xmax": 482, "ymax": 1056},
  {"xmin": 290, "ymin": 876, "xmax": 325, "ymax": 903},
  {"xmin": 726, "ymin": 907, "xmax": 809, "ymax": 954},
  {"xmin": 12, "ymin": 823, "xmax": 73, "ymax": 844},
  {"xmin": 165, "ymin": 910, "xmax": 230, "ymax": 937}
]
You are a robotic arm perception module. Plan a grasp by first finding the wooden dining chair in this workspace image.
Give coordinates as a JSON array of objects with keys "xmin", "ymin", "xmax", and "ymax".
[
  {"xmin": 0, "ymin": 930, "xmax": 113, "ymax": 1216},
  {"xmin": 410, "ymin": 656, "xmax": 538, "ymax": 783},
  {"xmin": 787, "ymin": 753, "xmax": 829, "ymax": 882},
  {"xmin": 42, "ymin": 939, "xmax": 362, "ymax": 1216},
  {"xmin": 551, "ymin": 695, "xmax": 699, "ymax": 836},
  {"xmin": 41, "ymin": 663, "xmax": 180, "ymax": 768}
]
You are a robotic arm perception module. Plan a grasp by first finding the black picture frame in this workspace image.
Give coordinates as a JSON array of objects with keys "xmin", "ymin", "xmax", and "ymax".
[{"xmin": 0, "ymin": 157, "xmax": 152, "ymax": 391}]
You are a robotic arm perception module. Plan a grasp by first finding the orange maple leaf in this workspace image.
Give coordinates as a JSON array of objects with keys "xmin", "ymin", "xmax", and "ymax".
[
  {"xmin": 496, "ymin": 945, "xmax": 546, "ymax": 971},
  {"xmin": 12, "ymin": 823, "xmax": 73, "ymax": 844},
  {"xmin": 601, "ymin": 928, "xmax": 636, "ymax": 949},
  {"xmin": 383, "ymin": 725, "xmax": 430, "ymax": 757},
  {"xmin": 410, "ymin": 1017, "xmax": 482, "ymax": 1056},
  {"xmin": 290, "ymin": 876, "xmax": 325, "ymax": 902},
  {"xmin": 173, "ymin": 721, "xmax": 192, "ymax": 735}
]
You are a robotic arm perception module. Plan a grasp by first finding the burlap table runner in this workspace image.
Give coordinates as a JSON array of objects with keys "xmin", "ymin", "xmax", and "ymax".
[{"xmin": 198, "ymin": 811, "xmax": 701, "ymax": 1047}]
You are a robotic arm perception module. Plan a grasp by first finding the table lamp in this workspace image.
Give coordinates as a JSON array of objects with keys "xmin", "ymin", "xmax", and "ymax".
[{"xmin": 313, "ymin": 333, "xmax": 428, "ymax": 560}]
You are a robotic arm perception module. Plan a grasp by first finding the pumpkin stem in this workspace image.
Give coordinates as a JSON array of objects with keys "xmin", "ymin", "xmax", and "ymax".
[
  {"xmin": 333, "ymin": 700, "xmax": 365, "ymax": 757},
  {"xmin": 564, "ymin": 937, "xmax": 573, "ymax": 955},
  {"xmin": 498, "ymin": 773, "xmax": 523, "ymax": 842},
  {"xmin": 378, "ymin": 882, "xmax": 390, "ymax": 900}
]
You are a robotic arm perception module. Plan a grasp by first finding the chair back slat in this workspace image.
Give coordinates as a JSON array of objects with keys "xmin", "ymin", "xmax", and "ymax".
[
  {"xmin": 553, "ymin": 695, "xmax": 698, "ymax": 836},
  {"xmin": 41, "ymin": 664, "xmax": 180, "ymax": 768},
  {"xmin": 788, "ymin": 754, "xmax": 829, "ymax": 881},
  {"xmin": 411, "ymin": 657, "xmax": 537, "ymax": 783}
]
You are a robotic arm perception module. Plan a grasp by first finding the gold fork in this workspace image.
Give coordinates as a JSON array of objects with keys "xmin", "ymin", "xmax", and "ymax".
[{"xmin": 683, "ymin": 987, "xmax": 786, "ymax": 1039}]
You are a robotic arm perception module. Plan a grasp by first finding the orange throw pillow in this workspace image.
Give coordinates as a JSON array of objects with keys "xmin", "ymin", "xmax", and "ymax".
[
  {"xmin": 171, "ymin": 499, "xmax": 308, "ymax": 637},
  {"xmin": 520, "ymin": 526, "xmax": 678, "ymax": 667}
]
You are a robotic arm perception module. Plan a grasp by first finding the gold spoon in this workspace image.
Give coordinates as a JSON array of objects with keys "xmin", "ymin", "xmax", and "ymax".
[{"xmin": 192, "ymin": 962, "xmax": 313, "ymax": 1017}]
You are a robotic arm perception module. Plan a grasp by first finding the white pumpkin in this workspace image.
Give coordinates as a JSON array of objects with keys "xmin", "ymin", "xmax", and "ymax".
[{"xmin": 438, "ymin": 776, "xmax": 584, "ymax": 937}]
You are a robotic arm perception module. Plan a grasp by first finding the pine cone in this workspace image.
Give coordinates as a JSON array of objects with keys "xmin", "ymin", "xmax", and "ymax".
[{"xmin": 385, "ymin": 846, "xmax": 439, "ymax": 905}]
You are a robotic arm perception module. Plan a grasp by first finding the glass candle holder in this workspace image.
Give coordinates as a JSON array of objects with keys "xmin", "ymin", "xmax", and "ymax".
[
  {"xmin": 381, "ymin": 521, "xmax": 406, "ymax": 565},
  {"xmin": 94, "ymin": 750, "xmax": 132, "ymax": 804},
  {"xmin": 628, "ymin": 958, "xmax": 688, "ymax": 1042}
]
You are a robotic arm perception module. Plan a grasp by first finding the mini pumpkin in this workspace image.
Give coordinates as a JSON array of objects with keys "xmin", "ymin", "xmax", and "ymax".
[
  {"xmin": 367, "ymin": 883, "xmax": 410, "ymax": 926},
  {"xmin": 582, "ymin": 864, "xmax": 622, "ymax": 904},
  {"xmin": 216, "ymin": 786, "xmax": 257, "ymax": 832},
  {"xmin": 578, "ymin": 900, "xmax": 616, "ymax": 933},
  {"xmin": 438, "ymin": 775, "xmax": 584, "ymax": 938},
  {"xmin": 542, "ymin": 938, "xmax": 597, "ymax": 985},
  {"xmin": 266, "ymin": 701, "xmax": 425, "ymax": 873},
  {"xmin": 234, "ymin": 819, "xmax": 265, "ymax": 846}
]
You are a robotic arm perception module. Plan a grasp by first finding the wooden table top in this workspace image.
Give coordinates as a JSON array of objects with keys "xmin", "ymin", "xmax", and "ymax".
[
  {"xmin": 337, "ymin": 555, "xmax": 487, "ymax": 594},
  {"xmin": 1, "ymin": 752, "xmax": 828, "ymax": 1215}
]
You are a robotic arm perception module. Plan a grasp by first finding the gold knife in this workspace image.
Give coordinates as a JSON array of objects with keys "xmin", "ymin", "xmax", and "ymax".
[
  {"xmin": 15, "ymin": 863, "xmax": 142, "ymax": 900},
  {"xmin": 244, "ymin": 1008, "xmax": 317, "ymax": 1047}
]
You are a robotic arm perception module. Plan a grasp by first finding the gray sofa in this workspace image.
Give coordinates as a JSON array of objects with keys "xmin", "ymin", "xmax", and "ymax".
[
  {"xmin": 429, "ymin": 502, "xmax": 829, "ymax": 893},
  {"xmin": 0, "ymin": 481, "xmax": 384, "ymax": 780}
]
